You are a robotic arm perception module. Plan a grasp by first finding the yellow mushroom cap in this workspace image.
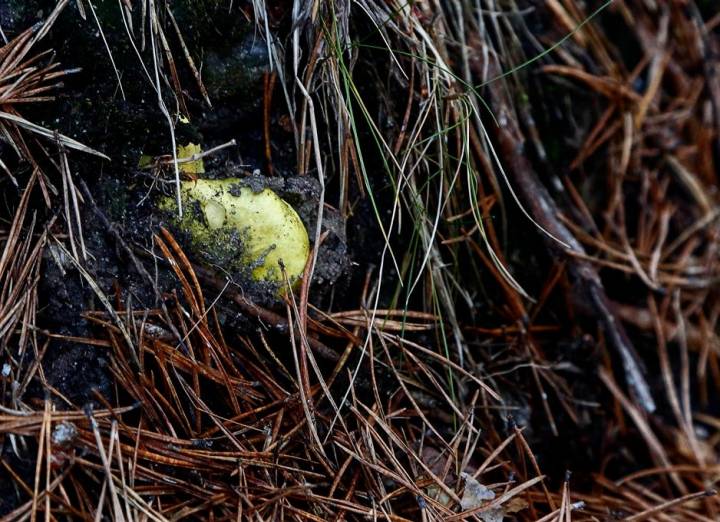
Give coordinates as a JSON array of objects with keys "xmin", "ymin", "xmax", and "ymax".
[{"xmin": 163, "ymin": 178, "xmax": 310, "ymax": 283}]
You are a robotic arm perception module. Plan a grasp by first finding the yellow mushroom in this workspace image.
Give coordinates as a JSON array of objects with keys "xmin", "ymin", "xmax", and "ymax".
[{"xmin": 161, "ymin": 178, "xmax": 310, "ymax": 283}]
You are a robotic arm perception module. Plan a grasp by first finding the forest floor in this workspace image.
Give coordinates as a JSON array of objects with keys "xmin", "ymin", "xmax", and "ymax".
[{"xmin": 1, "ymin": 1, "xmax": 720, "ymax": 520}]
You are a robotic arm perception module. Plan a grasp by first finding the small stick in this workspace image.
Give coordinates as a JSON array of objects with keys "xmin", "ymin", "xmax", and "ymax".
[
  {"xmin": 263, "ymin": 72, "xmax": 276, "ymax": 175},
  {"xmin": 148, "ymin": 139, "xmax": 237, "ymax": 168}
]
